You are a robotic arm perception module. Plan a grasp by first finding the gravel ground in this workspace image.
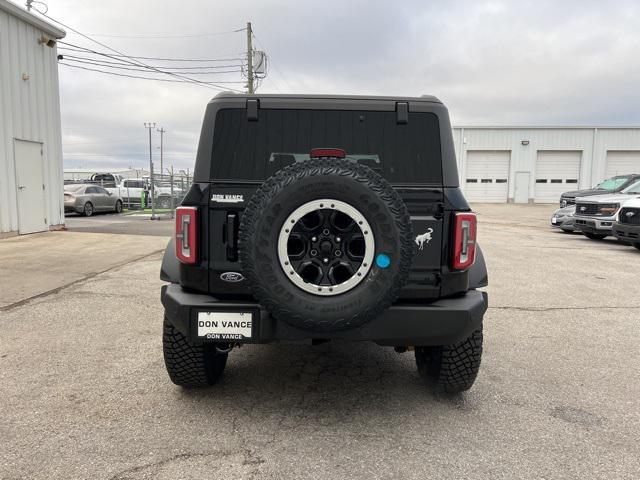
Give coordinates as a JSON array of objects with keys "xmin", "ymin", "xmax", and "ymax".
[{"xmin": 1, "ymin": 204, "xmax": 638, "ymax": 479}]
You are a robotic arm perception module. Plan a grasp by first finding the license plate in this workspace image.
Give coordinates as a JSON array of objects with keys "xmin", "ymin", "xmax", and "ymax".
[{"xmin": 197, "ymin": 311, "xmax": 253, "ymax": 340}]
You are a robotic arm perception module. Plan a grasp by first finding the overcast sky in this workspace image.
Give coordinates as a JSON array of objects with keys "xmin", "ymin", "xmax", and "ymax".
[{"xmin": 33, "ymin": 0, "xmax": 640, "ymax": 172}]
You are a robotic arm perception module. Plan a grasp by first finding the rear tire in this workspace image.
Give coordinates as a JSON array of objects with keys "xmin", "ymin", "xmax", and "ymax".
[
  {"xmin": 162, "ymin": 318, "xmax": 228, "ymax": 388},
  {"xmin": 415, "ymin": 325, "xmax": 483, "ymax": 393},
  {"xmin": 584, "ymin": 232, "xmax": 607, "ymax": 240},
  {"xmin": 114, "ymin": 200, "xmax": 123, "ymax": 213},
  {"xmin": 633, "ymin": 243, "xmax": 640, "ymax": 251},
  {"xmin": 83, "ymin": 202, "xmax": 94, "ymax": 217}
]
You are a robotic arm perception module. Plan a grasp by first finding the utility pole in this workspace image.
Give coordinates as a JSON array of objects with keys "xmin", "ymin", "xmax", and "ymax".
[
  {"xmin": 168, "ymin": 165, "xmax": 174, "ymax": 219},
  {"xmin": 144, "ymin": 122, "xmax": 156, "ymax": 220},
  {"xmin": 246, "ymin": 21, "xmax": 254, "ymax": 94},
  {"xmin": 157, "ymin": 126, "xmax": 166, "ymax": 183}
]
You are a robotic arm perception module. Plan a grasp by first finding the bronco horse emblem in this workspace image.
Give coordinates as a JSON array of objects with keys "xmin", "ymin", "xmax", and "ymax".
[{"xmin": 415, "ymin": 228, "xmax": 434, "ymax": 250}]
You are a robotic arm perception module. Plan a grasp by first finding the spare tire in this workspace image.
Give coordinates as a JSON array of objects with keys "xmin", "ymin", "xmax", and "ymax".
[{"xmin": 239, "ymin": 158, "xmax": 413, "ymax": 332}]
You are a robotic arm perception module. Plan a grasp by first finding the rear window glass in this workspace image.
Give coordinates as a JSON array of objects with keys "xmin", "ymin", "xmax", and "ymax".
[{"xmin": 210, "ymin": 109, "xmax": 442, "ymax": 184}]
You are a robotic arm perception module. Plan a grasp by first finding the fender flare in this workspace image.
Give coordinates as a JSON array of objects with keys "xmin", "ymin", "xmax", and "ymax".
[
  {"xmin": 160, "ymin": 238, "xmax": 180, "ymax": 283},
  {"xmin": 469, "ymin": 244, "xmax": 488, "ymax": 289}
]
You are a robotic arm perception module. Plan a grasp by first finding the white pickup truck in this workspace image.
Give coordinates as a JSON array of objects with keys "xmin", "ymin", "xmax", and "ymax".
[{"xmin": 118, "ymin": 178, "xmax": 177, "ymax": 208}]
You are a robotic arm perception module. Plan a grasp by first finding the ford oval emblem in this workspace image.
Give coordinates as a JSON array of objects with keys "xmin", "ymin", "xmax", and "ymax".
[{"xmin": 220, "ymin": 272, "xmax": 245, "ymax": 283}]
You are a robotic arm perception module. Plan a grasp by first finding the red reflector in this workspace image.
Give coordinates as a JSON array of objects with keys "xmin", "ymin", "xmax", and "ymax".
[
  {"xmin": 310, "ymin": 148, "xmax": 346, "ymax": 159},
  {"xmin": 176, "ymin": 206, "xmax": 198, "ymax": 264},
  {"xmin": 451, "ymin": 212, "xmax": 477, "ymax": 270}
]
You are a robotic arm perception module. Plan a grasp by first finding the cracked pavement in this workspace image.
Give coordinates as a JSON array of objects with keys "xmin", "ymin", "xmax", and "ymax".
[{"xmin": 1, "ymin": 204, "xmax": 639, "ymax": 479}]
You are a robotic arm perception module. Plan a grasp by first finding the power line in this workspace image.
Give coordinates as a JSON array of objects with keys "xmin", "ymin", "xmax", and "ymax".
[
  {"xmin": 33, "ymin": 10, "xmax": 243, "ymax": 91},
  {"xmin": 58, "ymin": 52, "xmax": 243, "ymax": 70},
  {"xmin": 58, "ymin": 42, "xmax": 245, "ymax": 62},
  {"xmin": 59, "ymin": 62, "xmax": 245, "ymax": 84},
  {"xmin": 60, "ymin": 57, "xmax": 242, "ymax": 75},
  {"xmin": 86, "ymin": 27, "xmax": 247, "ymax": 39}
]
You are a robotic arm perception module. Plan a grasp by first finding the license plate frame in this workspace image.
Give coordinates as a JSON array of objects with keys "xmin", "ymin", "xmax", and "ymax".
[{"xmin": 194, "ymin": 310, "xmax": 257, "ymax": 342}]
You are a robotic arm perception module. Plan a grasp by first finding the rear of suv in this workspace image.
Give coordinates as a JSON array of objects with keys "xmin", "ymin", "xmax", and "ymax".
[{"xmin": 160, "ymin": 94, "xmax": 488, "ymax": 393}]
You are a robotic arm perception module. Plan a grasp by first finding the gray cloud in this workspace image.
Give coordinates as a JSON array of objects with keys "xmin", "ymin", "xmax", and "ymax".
[{"xmin": 48, "ymin": 0, "xmax": 640, "ymax": 171}]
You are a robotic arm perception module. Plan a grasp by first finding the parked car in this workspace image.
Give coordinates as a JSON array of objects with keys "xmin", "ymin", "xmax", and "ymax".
[
  {"xmin": 550, "ymin": 204, "xmax": 577, "ymax": 232},
  {"xmin": 560, "ymin": 174, "xmax": 640, "ymax": 207},
  {"xmin": 612, "ymin": 198, "xmax": 640, "ymax": 251},
  {"xmin": 573, "ymin": 179, "xmax": 640, "ymax": 239},
  {"xmin": 160, "ymin": 93, "xmax": 488, "ymax": 393},
  {"xmin": 64, "ymin": 184, "xmax": 123, "ymax": 216}
]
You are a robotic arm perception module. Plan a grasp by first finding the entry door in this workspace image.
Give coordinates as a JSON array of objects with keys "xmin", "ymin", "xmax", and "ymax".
[
  {"xmin": 514, "ymin": 172, "xmax": 530, "ymax": 203},
  {"xmin": 14, "ymin": 140, "xmax": 47, "ymax": 234},
  {"xmin": 464, "ymin": 151, "xmax": 510, "ymax": 203}
]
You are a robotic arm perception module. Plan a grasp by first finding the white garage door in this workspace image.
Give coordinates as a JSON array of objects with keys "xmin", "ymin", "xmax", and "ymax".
[
  {"xmin": 534, "ymin": 151, "xmax": 581, "ymax": 203},
  {"xmin": 464, "ymin": 151, "xmax": 510, "ymax": 203},
  {"xmin": 605, "ymin": 151, "xmax": 640, "ymax": 178}
]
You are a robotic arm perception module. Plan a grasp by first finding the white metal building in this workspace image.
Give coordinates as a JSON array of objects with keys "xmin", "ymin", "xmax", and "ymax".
[
  {"xmin": 0, "ymin": 0, "xmax": 65, "ymax": 236},
  {"xmin": 453, "ymin": 127, "xmax": 640, "ymax": 203}
]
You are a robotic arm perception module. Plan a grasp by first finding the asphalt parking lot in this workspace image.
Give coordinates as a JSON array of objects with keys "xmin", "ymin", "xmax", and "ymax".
[
  {"xmin": 1, "ymin": 204, "xmax": 638, "ymax": 479},
  {"xmin": 64, "ymin": 212, "xmax": 174, "ymax": 237}
]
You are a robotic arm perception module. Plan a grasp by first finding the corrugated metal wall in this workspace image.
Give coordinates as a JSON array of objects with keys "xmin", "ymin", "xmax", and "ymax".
[
  {"xmin": 453, "ymin": 127, "xmax": 640, "ymax": 202},
  {"xmin": 0, "ymin": 7, "xmax": 64, "ymax": 234}
]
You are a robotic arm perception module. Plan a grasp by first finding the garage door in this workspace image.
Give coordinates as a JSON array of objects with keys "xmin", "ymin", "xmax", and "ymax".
[
  {"xmin": 605, "ymin": 151, "xmax": 640, "ymax": 178},
  {"xmin": 464, "ymin": 151, "xmax": 510, "ymax": 203},
  {"xmin": 534, "ymin": 151, "xmax": 581, "ymax": 203}
]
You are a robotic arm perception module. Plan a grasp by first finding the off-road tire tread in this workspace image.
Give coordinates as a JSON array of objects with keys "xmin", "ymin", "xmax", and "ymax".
[
  {"xmin": 239, "ymin": 159, "xmax": 413, "ymax": 331},
  {"xmin": 162, "ymin": 318, "xmax": 227, "ymax": 388},
  {"xmin": 415, "ymin": 325, "xmax": 483, "ymax": 393}
]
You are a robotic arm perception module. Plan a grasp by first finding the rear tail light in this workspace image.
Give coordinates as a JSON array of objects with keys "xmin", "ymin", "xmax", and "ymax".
[
  {"xmin": 176, "ymin": 206, "xmax": 198, "ymax": 264},
  {"xmin": 452, "ymin": 212, "xmax": 477, "ymax": 270}
]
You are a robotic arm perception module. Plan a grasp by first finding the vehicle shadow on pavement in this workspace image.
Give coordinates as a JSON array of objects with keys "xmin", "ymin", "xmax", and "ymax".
[{"xmin": 176, "ymin": 341, "xmax": 476, "ymax": 428}]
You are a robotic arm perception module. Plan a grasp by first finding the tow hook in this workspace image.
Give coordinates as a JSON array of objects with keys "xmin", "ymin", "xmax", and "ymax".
[{"xmin": 215, "ymin": 343, "xmax": 236, "ymax": 354}]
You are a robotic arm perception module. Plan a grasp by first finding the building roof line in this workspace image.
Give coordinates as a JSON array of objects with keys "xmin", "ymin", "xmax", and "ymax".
[{"xmin": 0, "ymin": 0, "xmax": 65, "ymax": 38}]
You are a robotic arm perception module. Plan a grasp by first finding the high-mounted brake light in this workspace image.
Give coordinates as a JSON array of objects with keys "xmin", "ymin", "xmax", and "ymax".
[
  {"xmin": 310, "ymin": 148, "xmax": 346, "ymax": 159},
  {"xmin": 176, "ymin": 206, "xmax": 198, "ymax": 264},
  {"xmin": 452, "ymin": 212, "xmax": 477, "ymax": 270}
]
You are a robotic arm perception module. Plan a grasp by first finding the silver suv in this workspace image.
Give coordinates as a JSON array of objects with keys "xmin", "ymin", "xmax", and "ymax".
[{"xmin": 574, "ymin": 179, "xmax": 640, "ymax": 240}]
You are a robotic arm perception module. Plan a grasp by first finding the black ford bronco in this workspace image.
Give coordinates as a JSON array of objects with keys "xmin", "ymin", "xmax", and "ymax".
[{"xmin": 160, "ymin": 94, "xmax": 488, "ymax": 393}]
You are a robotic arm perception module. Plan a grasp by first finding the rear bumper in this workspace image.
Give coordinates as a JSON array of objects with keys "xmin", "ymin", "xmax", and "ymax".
[
  {"xmin": 161, "ymin": 284, "xmax": 488, "ymax": 347},
  {"xmin": 64, "ymin": 204, "xmax": 83, "ymax": 213},
  {"xmin": 612, "ymin": 222, "xmax": 640, "ymax": 243}
]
